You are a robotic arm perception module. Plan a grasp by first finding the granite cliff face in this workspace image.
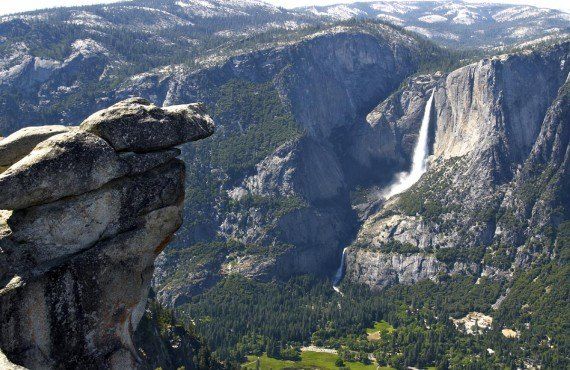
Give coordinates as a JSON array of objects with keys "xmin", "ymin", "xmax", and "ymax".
[
  {"xmin": 0, "ymin": 99, "xmax": 214, "ymax": 368},
  {"xmin": 136, "ymin": 23, "xmax": 433, "ymax": 305},
  {"xmin": 2, "ymin": 20, "xmax": 433, "ymax": 308},
  {"xmin": 0, "ymin": 3, "xmax": 568, "ymax": 366},
  {"xmin": 345, "ymin": 42, "xmax": 570, "ymax": 290}
]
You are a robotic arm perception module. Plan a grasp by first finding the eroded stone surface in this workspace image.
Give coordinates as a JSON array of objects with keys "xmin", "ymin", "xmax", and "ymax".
[
  {"xmin": 0, "ymin": 130, "xmax": 125, "ymax": 210},
  {"xmin": 6, "ymin": 160, "xmax": 184, "ymax": 266},
  {"xmin": 0, "ymin": 98, "xmax": 214, "ymax": 369},
  {"xmin": 0, "ymin": 125, "xmax": 70, "ymax": 169},
  {"xmin": 80, "ymin": 98, "xmax": 215, "ymax": 152}
]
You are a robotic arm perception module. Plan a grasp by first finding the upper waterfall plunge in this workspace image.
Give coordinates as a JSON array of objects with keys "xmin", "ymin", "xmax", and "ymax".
[
  {"xmin": 333, "ymin": 247, "xmax": 348, "ymax": 287},
  {"xmin": 384, "ymin": 90, "xmax": 435, "ymax": 199},
  {"xmin": 331, "ymin": 90, "xmax": 435, "ymax": 294}
]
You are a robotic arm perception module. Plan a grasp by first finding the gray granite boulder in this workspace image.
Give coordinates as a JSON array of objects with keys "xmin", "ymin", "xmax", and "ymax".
[
  {"xmin": 118, "ymin": 148, "xmax": 180, "ymax": 175},
  {"xmin": 0, "ymin": 125, "xmax": 70, "ymax": 171},
  {"xmin": 0, "ymin": 98, "xmax": 215, "ymax": 369},
  {"xmin": 0, "ymin": 130, "xmax": 126, "ymax": 210},
  {"xmin": 0, "ymin": 204, "xmax": 183, "ymax": 369},
  {"xmin": 80, "ymin": 98, "xmax": 215, "ymax": 152},
  {"xmin": 0, "ymin": 130, "xmax": 185, "ymax": 210},
  {"xmin": 6, "ymin": 160, "xmax": 184, "ymax": 265}
]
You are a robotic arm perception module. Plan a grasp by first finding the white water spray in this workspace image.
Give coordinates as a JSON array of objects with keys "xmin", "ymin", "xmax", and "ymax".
[
  {"xmin": 384, "ymin": 90, "xmax": 435, "ymax": 199},
  {"xmin": 332, "ymin": 247, "xmax": 348, "ymax": 294}
]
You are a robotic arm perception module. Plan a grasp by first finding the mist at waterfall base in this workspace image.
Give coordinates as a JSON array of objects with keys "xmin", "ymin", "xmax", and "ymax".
[{"xmin": 384, "ymin": 90, "xmax": 435, "ymax": 199}]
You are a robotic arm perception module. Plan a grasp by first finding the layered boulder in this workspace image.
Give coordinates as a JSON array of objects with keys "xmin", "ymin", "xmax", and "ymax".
[
  {"xmin": 0, "ymin": 98, "xmax": 214, "ymax": 369},
  {"xmin": 0, "ymin": 125, "xmax": 70, "ymax": 171}
]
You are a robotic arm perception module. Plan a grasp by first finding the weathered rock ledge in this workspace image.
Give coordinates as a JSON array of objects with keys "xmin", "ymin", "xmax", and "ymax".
[{"xmin": 0, "ymin": 98, "xmax": 214, "ymax": 369}]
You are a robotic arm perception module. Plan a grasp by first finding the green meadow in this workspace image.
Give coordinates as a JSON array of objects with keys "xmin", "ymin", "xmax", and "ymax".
[
  {"xmin": 365, "ymin": 321, "xmax": 394, "ymax": 335},
  {"xmin": 242, "ymin": 351, "xmax": 392, "ymax": 370},
  {"xmin": 365, "ymin": 321, "xmax": 394, "ymax": 341}
]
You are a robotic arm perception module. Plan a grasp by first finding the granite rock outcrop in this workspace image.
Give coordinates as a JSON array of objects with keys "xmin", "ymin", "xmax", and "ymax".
[{"xmin": 0, "ymin": 98, "xmax": 214, "ymax": 369}]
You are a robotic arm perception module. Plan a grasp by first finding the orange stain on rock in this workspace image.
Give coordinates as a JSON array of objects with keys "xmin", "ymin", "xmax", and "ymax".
[{"xmin": 153, "ymin": 235, "xmax": 172, "ymax": 255}]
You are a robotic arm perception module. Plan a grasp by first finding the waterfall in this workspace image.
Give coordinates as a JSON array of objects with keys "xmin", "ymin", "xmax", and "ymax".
[
  {"xmin": 384, "ymin": 90, "xmax": 435, "ymax": 199},
  {"xmin": 331, "ymin": 90, "xmax": 434, "ymax": 294},
  {"xmin": 332, "ymin": 247, "xmax": 348, "ymax": 294}
]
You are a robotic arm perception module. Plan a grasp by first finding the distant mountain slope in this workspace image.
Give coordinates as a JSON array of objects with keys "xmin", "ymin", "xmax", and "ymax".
[
  {"xmin": 129, "ymin": 21, "xmax": 440, "ymax": 305},
  {"xmin": 303, "ymin": 0, "xmax": 570, "ymax": 47},
  {"xmin": 0, "ymin": 0, "xmax": 568, "ymax": 135},
  {"xmin": 0, "ymin": 17, "xmax": 450, "ymax": 305},
  {"xmin": 1, "ymin": 2, "xmax": 569, "ymax": 368},
  {"xmin": 0, "ymin": 0, "xmax": 311, "ymax": 35},
  {"xmin": 0, "ymin": 0, "xmax": 314, "ymax": 135}
]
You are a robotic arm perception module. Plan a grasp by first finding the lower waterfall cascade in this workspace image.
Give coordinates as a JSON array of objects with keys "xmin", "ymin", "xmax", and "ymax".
[{"xmin": 332, "ymin": 247, "xmax": 348, "ymax": 294}]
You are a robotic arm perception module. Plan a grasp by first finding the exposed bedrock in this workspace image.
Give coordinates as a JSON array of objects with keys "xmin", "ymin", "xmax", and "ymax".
[
  {"xmin": 346, "ymin": 42, "xmax": 570, "ymax": 290},
  {"xmin": 0, "ymin": 98, "xmax": 214, "ymax": 369},
  {"xmin": 0, "ymin": 125, "xmax": 70, "ymax": 171}
]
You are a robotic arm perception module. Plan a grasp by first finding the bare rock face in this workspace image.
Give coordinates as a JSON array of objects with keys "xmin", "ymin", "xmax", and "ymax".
[
  {"xmin": 0, "ymin": 125, "xmax": 69, "ymax": 171},
  {"xmin": 351, "ymin": 73, "xmax": 443, "ymax": 170},
  {"xmin": 80, "ymin": 98, "xmax": 215, "ymax": 152},
  {"xmin": 0, "ymin": 98, "xmax": 214, "ymax": 369},
  {"xmin": 345, "ymin": 42, "xmax": 570, "ymax": 290},
  {"xmin": 0, "ymin": 130, "xmax": 126, "ymax": 210},
  {"xmin": 344, "ymin": 249, "xmax": 443, "ymax": 291}
]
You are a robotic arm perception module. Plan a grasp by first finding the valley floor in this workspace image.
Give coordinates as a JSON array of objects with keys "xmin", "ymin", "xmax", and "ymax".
[{"xmin": 242, "ymin": 351, "xmax": 388, "ymax": 370}]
